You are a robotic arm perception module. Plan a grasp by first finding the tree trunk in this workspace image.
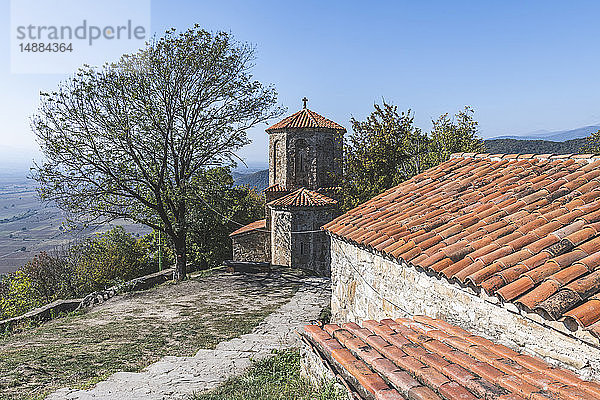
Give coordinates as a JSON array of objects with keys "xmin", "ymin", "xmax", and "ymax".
[{"xmin": 173, "ymin": 234, "xmax": 187, "ymax": 281}]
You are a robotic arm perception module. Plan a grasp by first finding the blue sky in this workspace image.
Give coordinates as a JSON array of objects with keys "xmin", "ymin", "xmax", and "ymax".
[{"xmin": 2, "ymin": 0, "xmax": 600, "ymax": 171}]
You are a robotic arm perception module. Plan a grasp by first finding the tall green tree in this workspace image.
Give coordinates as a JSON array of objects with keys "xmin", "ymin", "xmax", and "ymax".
[
  {"xmin": 341, "ymin": 102, "xmax": 429, "ymax": 210},
  {"xmin": 32, "ymin": 26, "xmax": 282, "ymax": 280},
  {"xmin": 580, "ymin": 129, "xmax": 600, "ymax": 154},
  {"xmin": 340, "ymin": 102, "xmax": 484, "ymax": 211},
  {"xmin": 428, "ymin": 106, "xmax": 484, "ymax": 165},
  {"xmin": 186, "ymin": 167, "xmax": 264, "ymax": 269}
]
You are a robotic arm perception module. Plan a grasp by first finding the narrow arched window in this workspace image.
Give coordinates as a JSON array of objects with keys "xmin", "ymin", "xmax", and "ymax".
[{"xmin": 295, "ymin": 139, "xmax": 309, "ymax": 186}]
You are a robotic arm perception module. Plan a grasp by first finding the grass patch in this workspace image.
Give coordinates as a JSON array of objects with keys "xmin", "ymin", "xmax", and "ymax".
[{"xmin": 191, "ymin": 349, "xmax": 345, "ymax": 400}]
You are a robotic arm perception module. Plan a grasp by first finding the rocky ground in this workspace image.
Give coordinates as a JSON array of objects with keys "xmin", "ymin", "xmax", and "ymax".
[
  {"xmin": 48, "ymin": 274, "xmax": 330, "ymax": 399},
  {"xmin": 0, "ymin": 269, "xmax": 329, "ymax": 400}
]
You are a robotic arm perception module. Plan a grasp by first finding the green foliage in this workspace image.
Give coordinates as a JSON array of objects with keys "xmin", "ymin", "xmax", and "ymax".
[
  {"xmin": 318, "ymin": 306, "xmax": 331, "ymax": 325},
  {"xmin": 192, "ymin": 349, "xmax": 345, "ymax": 400},
  {"xmin": 0, "ymin": 271, "xmax": 41, "ymax": 320},
  {"xmin": 0, "ymin": 228, "xmax": 158, "ymax": 320},
  {"xmin": 428, "ymin": 106, "xmax": 483, "ymax": 165},
  {"xmin": 71, "ymin": 227, "xmax": 155, "ymax": 294},
  {"xmin": 19, "ymin": 251, "xmax": 76, "ymax": 304},
  {"xmin": 484, "ymin": 138, "xmax": 586, "ymax": 154},
  {"xmin": 341, "ymin": 103, "xmax": 429, "ymax": 210},
  {"xmin": 580, "ymin": 129, "xmax": 600, "ymax": 154},
  {"xmin": 187, "ymin": 167, "xmax": 265, "ymax": 269},
  {"xmin": 31, "ymin": 25, "xmax": 282, "ymax": 280},
  {"xmin": 138, "ymin": 229, "xmax": 175, "ymax": 270},
  {"xmin": 340, "ymin": 102, "xmax": 483, "ymax": 210}
]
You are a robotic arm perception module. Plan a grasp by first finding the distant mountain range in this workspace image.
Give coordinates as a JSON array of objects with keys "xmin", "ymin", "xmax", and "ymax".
[
  {"xmin": 492, "ymin": 125, "xmax": 600, "ymax": 141},
  {"xmin": 483, "ymin": 138, "xmax": 587, "ymax": 154},
  {"xmin": 232, "ymin": 169, "xmax": 269, "ymax": 192}
]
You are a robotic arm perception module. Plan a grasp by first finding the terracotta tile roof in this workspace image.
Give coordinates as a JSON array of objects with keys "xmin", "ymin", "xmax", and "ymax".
[
  {"xmin": 317, "ymin": 186, "xmax": 342, "ymax": 192},
  {"xmin": 323, "ymin": 153, "xmax": 600, "ymax": 334},
  {"xmin": 268, "ymin": 187, "xmax": 337, "ymax": 208},
  {"xmin": 302, "ymin": 316, "xmax": 600, "ymax": 400},
  {"xmin": 266, "ymin": 108, "xmax": 346, "ymax": 133},
  {"xmin": 264, "ymin": 183, "xmax": 287, "ymax": 192},
  {"xmin": 229, "ymin": 219, "xmax": 266, "ymax": 237}
]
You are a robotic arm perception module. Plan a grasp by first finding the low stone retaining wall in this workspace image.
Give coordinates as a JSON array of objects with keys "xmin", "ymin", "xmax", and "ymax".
[
  {"xmin": 0, "ymin": 268, "xmax": 174, "ymax": 332},
  {"xmin": 79, "ymin": 268, "xmax": 174, "ymax": 308},
  {"xmin": 299, "ymin": 332, "xmax": 353, "ymax": 400},
  {"xmin": 0, "ymin": 298, "xmax": 83, "ymax": 332}
]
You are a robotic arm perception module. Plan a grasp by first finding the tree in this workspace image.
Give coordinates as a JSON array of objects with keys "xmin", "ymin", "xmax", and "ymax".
[
  {"xmin": 32, "ymin": 26, "xmax": 282, "ymax": 280},
  {"xmin": 580, "ymin": 129, "xmax": 600, "ymax": 154},
  {"xmin": 186, "ymin": 167, "xmax": 265, "ymax": 269},
  {"xmin": 340, "ymin": 102, "xmax": 428, "ymax": 210},
  {"xmin": 72, "ymin": 227, "xmax": 155, "ymax": 293},
  {"xmin": 0, "ymin": 271, "xmax": 41, "ymax": 320},
  {"xmin": 340, "ymin": 102, "xmax": 484, "ymax": 211},
  {"xmin": 428, "ymin": 106, "xmax": 484, "ymax": 165}
]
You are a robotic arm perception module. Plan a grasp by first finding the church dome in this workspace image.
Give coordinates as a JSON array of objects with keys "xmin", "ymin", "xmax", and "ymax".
[{"xmin": 266, "ymin": 99, "xmax": 346, "ymax": 133}]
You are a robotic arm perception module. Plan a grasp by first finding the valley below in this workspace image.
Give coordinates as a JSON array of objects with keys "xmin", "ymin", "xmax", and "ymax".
[{"xmin": 0, "ymin": 174, "xmax": 149, "ymax": 275}]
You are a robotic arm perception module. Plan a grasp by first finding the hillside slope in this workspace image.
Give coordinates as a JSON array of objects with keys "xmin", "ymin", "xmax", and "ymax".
[
  {"xmin": 492, "ymin": 125, "xmax": 600, "ymax": 141},
  {"xmin": 483, "ymin": 138, "xmax": 587, "ymax": 154},
  {"xmin": 232, "ymin": 170, "xmax": 269, "ymax": 192}
]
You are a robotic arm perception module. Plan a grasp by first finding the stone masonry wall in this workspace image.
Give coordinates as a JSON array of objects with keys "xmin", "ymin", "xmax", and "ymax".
[
  {"xmin": 269, "ymin": 131, "xmax": 287, "ymax": 188},
  {"xmin": 330, "ymin": 235, "xmax": 600, "ymax": 380},
  {"xmin": 271, "ymin": 207, "xmax": 336, "ymax": 274},
  {"xmin": 271, "ymin": 209, "xmax": 292, "ymax": 266},
  {"xmin": 291, "ymin": 208, "xmax": 336, "ymax": 275},
  {"xmin": 232, "ymin": 230, "xmax": 270, "ymax": 263}
]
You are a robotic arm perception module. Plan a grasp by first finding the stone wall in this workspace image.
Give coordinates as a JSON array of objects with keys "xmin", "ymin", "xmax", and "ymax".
[
  {"xmin": 0, "ymin": 268, "xmax": 174, "ymax": 332},
  {"xmin": 330, "ymin": 235, "xmax": 600, "ymax": 380},
  {"xmin": 300, "ymin": 338, "xmax": 352, "ymax": 400},
  {"xmin": 271, "ymin": 209, "xmax": 292, "ymax": 266},
  {"xmin": 291, "ymin": 208, "xmax": 336, "ymax": 275},
  {"xmin": 271, "ymin": 207, "xmax": 336, "ymax": 275},
  {"xmin": 232, "ymin": 230, "xmax": 270, "ymax": 263},
  {"xmin": 269, "ymin": 131, "xmax": 287, "ymax": 187}
]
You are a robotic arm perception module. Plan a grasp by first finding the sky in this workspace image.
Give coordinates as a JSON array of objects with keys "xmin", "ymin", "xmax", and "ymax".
[{"xmin": 1, "ymin": 0, "xmax": 600, "ymax": 172}]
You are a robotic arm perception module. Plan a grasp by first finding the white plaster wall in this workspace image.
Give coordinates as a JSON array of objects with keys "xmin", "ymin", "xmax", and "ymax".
[{"xmin": 330, "ymin": 235, "xmax": 600, "ymax": 380}]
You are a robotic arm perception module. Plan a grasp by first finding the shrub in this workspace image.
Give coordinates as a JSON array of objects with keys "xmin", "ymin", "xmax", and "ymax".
[
  {"xmin": 71, "ymin": 227, "xmax": 155, "ymax": 294},
  {"xmin": 138, "ymin": 229, "xmax": 175, "ymax": 271},
  {"xmin": 0, "ymin": 270, "xmax": 41, "ymax": 320},
  {"xmin": 20, "ymin": 250, "xmax": 76, "ymax": 304},
  {"xmin": 0, "ymin": 227, "xmax": 158, "ymax": 320}
]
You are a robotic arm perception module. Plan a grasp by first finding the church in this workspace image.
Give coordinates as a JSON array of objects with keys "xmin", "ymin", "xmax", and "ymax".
[{"xmin": 229, "ymin": 99, "xmax": 345, "ymax": 275}]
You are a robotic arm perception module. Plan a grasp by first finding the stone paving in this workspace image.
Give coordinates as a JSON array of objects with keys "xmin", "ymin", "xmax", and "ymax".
[{"xmin": 47, "ymin": 275, "xmax": 330, "ymax": 400}]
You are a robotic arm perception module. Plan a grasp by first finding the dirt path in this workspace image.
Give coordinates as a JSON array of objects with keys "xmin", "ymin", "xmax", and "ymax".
[
  {"xmin": 47, "ymin": 275, "xmax": 330, "ymax": 400},
  {"xmin": 0, "ymin": 271, "xmax": 318, "ymax": 400}
]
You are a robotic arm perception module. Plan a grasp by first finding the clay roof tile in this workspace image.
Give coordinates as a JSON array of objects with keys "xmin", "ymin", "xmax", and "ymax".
[
  {"xmin": 229, "ymin": 219, "xmax": 266, "ymax": 237},
  {"xmin": 301, "ymin": 316, "xmax": 600, "ymax": 400},
  {"xmin": 268, "ymin": 187, "xmax": 337, "ymax": 208}
]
